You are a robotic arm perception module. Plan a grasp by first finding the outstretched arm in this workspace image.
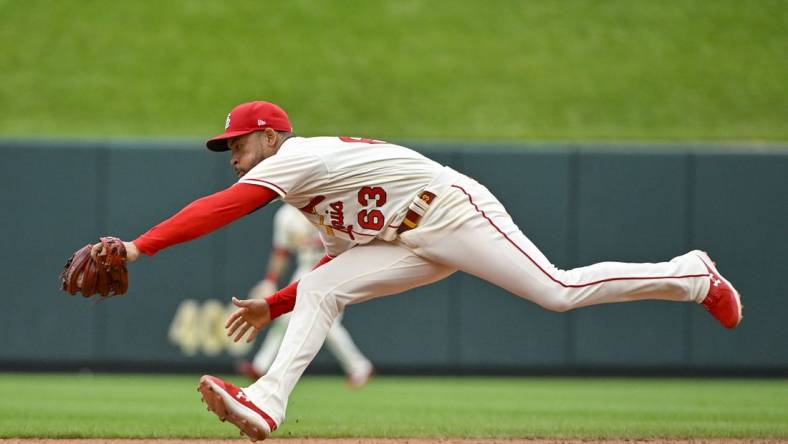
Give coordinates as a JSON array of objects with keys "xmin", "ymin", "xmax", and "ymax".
[
  {"xmin": 133, "ymin": 183, "xmax": 278, "ymax": 256},
  {"xmin": 90, "ymin": 184, "xmax": 278, "ymax": 261}
]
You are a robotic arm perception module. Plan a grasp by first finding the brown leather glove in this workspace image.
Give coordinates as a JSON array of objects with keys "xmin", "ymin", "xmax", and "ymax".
[{"xmin": 60, "ymin": 236, "xmax": 129, "ymax": 297}]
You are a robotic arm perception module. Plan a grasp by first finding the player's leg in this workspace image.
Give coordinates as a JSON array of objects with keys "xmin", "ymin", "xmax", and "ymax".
[
  {"xmin": 412, "ymin": 176, "xmax": 711, "ymax": 312},
  {"xmin": 250, "ymin": 314, "xmax": 290, "ymax": 375},
  {"xmin": 323, "ymin": 314, "xmax": 375, "ymax": 388},
  {"xmin": 258, "ymin": 312, "xmax": 374, "ymax": 386},
  {"xmin": 286, "ymin": 265, "xmax": 374, "ymax": 386},
  {"xmin": 243, "ymin": 240, "xmax": 455, "ymax": 426}
]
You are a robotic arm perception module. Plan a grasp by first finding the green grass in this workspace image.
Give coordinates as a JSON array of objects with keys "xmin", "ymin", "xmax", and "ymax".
[
  {"xmin": 0, "ymin": 373, "xmax": 786, "ymax": 439},
  {"xmin": 0, "ymin": 0, "xmax": 786, "ymax": 141}
]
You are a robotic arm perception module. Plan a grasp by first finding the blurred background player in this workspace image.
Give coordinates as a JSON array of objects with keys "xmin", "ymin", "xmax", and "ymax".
[{"xmin": 236, "ymin": 204, "xmax": 375, "ymax": 389}]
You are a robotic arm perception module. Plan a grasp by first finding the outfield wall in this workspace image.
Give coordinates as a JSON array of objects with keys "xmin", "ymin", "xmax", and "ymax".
[{"xmin": 1, "ymin": 140, "xmax": 786, "ymax": 374}]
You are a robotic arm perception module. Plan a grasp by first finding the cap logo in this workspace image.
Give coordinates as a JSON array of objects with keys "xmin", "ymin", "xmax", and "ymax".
[
  {"xmin": 257, "ymin": 119, "xmax": 267, "ymax": 126},
  {"xmin": 224, "ymin": 113, "xmax": 231, "ymax": 130}
]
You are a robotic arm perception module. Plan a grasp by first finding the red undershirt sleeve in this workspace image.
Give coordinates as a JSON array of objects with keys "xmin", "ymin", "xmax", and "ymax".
[
  {"xmin": 133, "ymin": 183, "xmax": 278, "ymax": 256},
  {"xmin": 265, "ymin": 254, "xmax": 333, "ymax": 319}
]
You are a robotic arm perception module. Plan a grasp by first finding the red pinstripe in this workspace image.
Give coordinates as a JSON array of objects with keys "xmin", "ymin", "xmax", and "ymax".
[{"xmin": 450, "ymin": 184, "xmax": 707, "ymax": 288}]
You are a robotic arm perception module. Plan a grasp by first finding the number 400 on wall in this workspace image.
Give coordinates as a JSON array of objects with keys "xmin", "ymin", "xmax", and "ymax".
[{"xmin": 168, "ymin": 299, "xmax": 254, "ymax": 357}]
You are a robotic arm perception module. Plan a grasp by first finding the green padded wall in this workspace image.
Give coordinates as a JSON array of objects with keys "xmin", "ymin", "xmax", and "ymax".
[{"xmin": 1, "ymin": 140, "xmax": 785, "ymax": 373}]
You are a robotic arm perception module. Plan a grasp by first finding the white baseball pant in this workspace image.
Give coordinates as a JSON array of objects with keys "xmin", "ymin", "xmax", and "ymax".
[
  {"xmin": 252, "ymin": 312, "xmax": 372, "ymax": 379},
  {"xmin": 244, "ymin": 171, "xmax": 711, "ymax": 425}
]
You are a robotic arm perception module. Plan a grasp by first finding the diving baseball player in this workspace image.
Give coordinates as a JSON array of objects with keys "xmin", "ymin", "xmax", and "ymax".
[
  {"xmin": 238, "ymin": 204, "xmax": 374, "ymax": 388},
  {"xmin": 89, "ymin": 101, "xmax": 743, "ymax": 441}
]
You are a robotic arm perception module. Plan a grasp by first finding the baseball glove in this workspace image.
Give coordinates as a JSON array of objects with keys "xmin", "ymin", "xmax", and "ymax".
[{"xmin": 60, "ymin": 236, "xmax": 129, "ymax": 297}]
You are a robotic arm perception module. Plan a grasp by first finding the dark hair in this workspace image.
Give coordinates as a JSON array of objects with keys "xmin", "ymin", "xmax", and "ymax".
[{"xmin": 276, "ymin": 131, "xmax": 295, "ymax": 141}]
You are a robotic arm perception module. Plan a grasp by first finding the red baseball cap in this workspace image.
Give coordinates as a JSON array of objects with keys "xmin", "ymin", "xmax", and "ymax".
[{"xmin": 206, "ymin": 101, "xmax": 293, "ymax": 151}]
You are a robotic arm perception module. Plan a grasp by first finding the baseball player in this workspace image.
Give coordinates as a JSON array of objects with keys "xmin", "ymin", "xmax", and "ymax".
[
  {"xmin": 237, "ymin": 204, "xmax": 374, "ymax": 388},
  {"xmin": 96, "ymin": 101, "xmax": 742, "ymax": 441}
]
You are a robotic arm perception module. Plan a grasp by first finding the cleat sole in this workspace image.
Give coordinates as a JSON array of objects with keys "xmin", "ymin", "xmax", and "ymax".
[{"xmin": 197, "ymin": 375, "xmax": 269, "ymax": 441}]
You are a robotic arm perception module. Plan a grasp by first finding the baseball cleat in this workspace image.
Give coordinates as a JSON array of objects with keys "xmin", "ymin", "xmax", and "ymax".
[
  {"xmin": 235, "ymin": 360, "xmax": 264, "ymax": 382},
  {"xmin": 198, "ymin": 375, "xmax": 276, "ymax": 442},
  {"xmin": 693, "ymin": 251, "xmax": 743, "ymax": 329}
]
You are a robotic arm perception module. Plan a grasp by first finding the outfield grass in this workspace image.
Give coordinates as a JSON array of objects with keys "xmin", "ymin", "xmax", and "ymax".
[
  {"xmin": 0, "ymin": 373, "xmax": 786, "ymax": 439},
  {"xmin": 0, "ymin": 1, "xmax": 785, "ymax": 141}
]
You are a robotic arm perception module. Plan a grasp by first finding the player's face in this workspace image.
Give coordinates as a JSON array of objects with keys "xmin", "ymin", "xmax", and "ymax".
[{"xmin": 227, "ymin": 131, "xmax": 277, "ymax": 178}]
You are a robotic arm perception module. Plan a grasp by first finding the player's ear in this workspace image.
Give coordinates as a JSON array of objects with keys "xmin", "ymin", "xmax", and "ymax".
[{"xmin": 263, "ymin": 127, "xmax": 279, "ymax": 147}]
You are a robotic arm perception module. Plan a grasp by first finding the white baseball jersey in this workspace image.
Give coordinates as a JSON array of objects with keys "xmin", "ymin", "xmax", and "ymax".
[
  {"xmin": 239, "ymin": 136, "xmax": 443, "ymax": 256},
  {"xmin": 271, "ymin": 205, "xmax": 324, "ymax": 279}
]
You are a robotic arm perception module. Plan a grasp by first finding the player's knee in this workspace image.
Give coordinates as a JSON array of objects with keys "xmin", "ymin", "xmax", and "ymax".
[
  {"xmin": 538, "ymin": 296, "xmax": 574, "ymax": 313},
  {"xmin": 296, "ymin": 274, "xmax": 328, "ymax": 301},
  {"xmin": 522, "ymin": 285, "xmax": 575, "ymax": 313},
  {"xmin": 297, "ymin": 274, "xmax": 342, "ymax": 314}
]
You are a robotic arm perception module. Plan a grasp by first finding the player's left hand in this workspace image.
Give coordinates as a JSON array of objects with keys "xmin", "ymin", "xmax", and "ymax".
[
  {"xmin": 225, "ymin": 297, "xmax": 272, "ymax": 343},
  {"xmin": 61, "ymin": 236, "xmax": 130, "ymax": 298},
  {"xmin": 91, "ymin": 239, "xmax": 140, "ymax": 262}
]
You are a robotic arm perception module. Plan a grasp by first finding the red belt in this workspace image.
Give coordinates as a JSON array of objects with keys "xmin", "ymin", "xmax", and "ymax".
[{"xmin": 396, "ymin": 191, "xmax": 436, "ymax": 234}]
